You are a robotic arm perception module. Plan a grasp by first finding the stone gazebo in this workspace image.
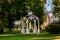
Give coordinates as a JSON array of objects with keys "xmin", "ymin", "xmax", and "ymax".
[{"xmin": 21, "ymin": 11, "xmax": 40, "ymax": 34}]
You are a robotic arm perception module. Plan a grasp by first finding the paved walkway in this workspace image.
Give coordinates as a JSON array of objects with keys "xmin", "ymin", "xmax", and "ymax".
[{"xmin": 53, "ymin": 38, "xmax": 60, "ymax": 40}]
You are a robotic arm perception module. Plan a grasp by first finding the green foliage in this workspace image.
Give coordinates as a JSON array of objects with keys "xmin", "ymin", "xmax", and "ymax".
[
  {"xmin": 30, "ymin": 29, "xmax": 33, "ymax": 33},
  {"xmin": 53, "ymin": 0, "xmax": 60, "ymax": 19},
  {"xmin": 0, "ymin": 0, "xmax": 45, "ymax": 29},
  {"xmin": 45, "ymin": 22, "xmax": 60, "ymax": 34},
  {"xmin": 25, "ymin": 0, "xmax": 45, "ymax": 24},
  {"xmin": 0, "ymin": 21, "xmax": 3, "ymax": 33}
]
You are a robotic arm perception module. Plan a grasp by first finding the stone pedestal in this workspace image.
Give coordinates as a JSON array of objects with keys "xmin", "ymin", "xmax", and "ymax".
[
  {"xmin": 33, "ymin": 29, "xmax": 36, "ymax": 33},
  {"xmin": 21, "ymin": 21, "xmax": 25, "ymax": 34},
  {"xmin": 21, "ymin": 28, "xmax": 25, "ymax": 34},
  {"xmin": 33, "ymin": 20, "xmax": 36, "ymax": 33},
  {"xmin": 37, "ymin": 20, "xmax": 40, "ymax": 34},
  {"xmin": 37, "ymin": 28, "xmax": 40, "ymax": 34},
  {"xmin": 26, "ymin": 28, "xmax": 29, "ymax": 33}
]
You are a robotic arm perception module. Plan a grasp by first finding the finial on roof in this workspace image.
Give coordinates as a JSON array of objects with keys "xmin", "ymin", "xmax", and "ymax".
[{"xmin": 28, "ymin": 10, "xmax": 33, "ymax": 15}]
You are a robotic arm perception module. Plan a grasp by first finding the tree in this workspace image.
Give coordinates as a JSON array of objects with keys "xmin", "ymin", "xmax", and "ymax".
[
  {"xmin": 0, "ymin": 21, "xmax": 3, "ymax": 33},
  {"xmin": 53, "ymin": 0, "xmax": 60, "ymax": 20},
  {"xmin": 0, "ymin": 0, "xmax": 28, "ymax": 31},
  {"xmin": 46, "ymin": 22, "xmax": 60, "ymax": 34},
  {"xmin": 25, "ymin": 0, "xmax": 45, "ymax": 24},
  {"xmin": 0, "ymin": 0, "xmax": 45, "ymax": 32}
]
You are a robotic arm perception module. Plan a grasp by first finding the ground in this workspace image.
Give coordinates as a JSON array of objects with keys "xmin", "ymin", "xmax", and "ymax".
[{"xmin": 0, "ymin": 30, "xmax": 60, "ymax": 40}]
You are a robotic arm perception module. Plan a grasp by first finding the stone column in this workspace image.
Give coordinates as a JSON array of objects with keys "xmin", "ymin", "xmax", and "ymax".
[
  {"xmin": 47, "ymin": 15, "xmax": 49, "ymax": 25},
  {"xmin": 33, "ymin": 20, "xmax": 36, "ymax": 33},
  {"xmin": 21, "ymin": 20, "xmax": 25, "ymax": 34},
  {"xmin": 37, "ymin": 20, "xmax": 40, "ymax": 34},
  {"xmin": 26, "ymin": 19, "xmax": 29, "ymax": 33}
]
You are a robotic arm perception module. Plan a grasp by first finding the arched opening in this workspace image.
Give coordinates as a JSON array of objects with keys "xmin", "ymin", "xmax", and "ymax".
[{"xmin": 21, "ymin": 11, "xmax": 40, "ymax": 34}]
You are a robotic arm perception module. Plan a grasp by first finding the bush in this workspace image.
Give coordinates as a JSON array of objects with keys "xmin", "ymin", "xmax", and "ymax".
[
  {"xmin": 0, "ymin": 21, "xmax": 3, "ymax": 33},
  {"xmin": 30, "ymin": 29, "xmax": 33, "ymax": 33},
  {"xmin": 45, "ymin": 22, "xmax": 60, "ymax": 34}
]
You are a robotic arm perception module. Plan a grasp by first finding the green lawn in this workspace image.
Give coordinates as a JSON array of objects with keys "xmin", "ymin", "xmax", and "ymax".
[{"xmin": 0, "ymin": 30, "xmax": 60, "ymax": 40}]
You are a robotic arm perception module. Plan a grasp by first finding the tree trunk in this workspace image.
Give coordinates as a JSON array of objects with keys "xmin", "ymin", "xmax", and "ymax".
[
  {"xmin": 0, "ymin": 21, "xmax": 3, "ymax": 33},
  {"xmin": 0, "ymin": 27, "xmax": 3, "ymax": 33},
  {"xmin": 9, "ymin": 27, "xmax": 12, "ymax": 32}
]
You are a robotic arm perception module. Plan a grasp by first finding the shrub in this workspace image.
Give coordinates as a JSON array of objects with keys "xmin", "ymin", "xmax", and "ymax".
[
  {"xmin": 30, "ymin": 29, "xmax": 33, "ymax": 33},
  {"xmin": 45, "ymin": 22, "xmax": 60, "ymax": 34}
]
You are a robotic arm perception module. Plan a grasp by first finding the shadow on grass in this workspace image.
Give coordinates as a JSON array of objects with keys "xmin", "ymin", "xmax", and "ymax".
[
  {"xmin": 0, "ymin": 34, "xmax": 60, "ymax": 40},
  {"xmin": 0, "ymin": 30, "xmax": 60, "ymax": 40}
]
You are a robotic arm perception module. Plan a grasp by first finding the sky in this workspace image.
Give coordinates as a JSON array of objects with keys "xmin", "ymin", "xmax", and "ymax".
[{"xmin": 45, "ymin": 0, "xmax": 54, "ymax": 13}]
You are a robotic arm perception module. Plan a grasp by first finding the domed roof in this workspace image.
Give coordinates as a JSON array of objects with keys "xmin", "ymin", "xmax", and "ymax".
[{"xmin": 23, "ymin": 11, "xmax": 39, "ymax": 20}]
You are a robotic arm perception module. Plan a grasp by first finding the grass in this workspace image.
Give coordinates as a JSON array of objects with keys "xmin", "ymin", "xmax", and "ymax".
[{"xmin": 0, "ymin": 30, "xmax": 60, "ymax": 40}]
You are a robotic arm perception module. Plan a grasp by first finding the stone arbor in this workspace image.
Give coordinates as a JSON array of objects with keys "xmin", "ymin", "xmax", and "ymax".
[{"xmin": 21, "ymin": 11, "xmax": 40, "ymax": 34}]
